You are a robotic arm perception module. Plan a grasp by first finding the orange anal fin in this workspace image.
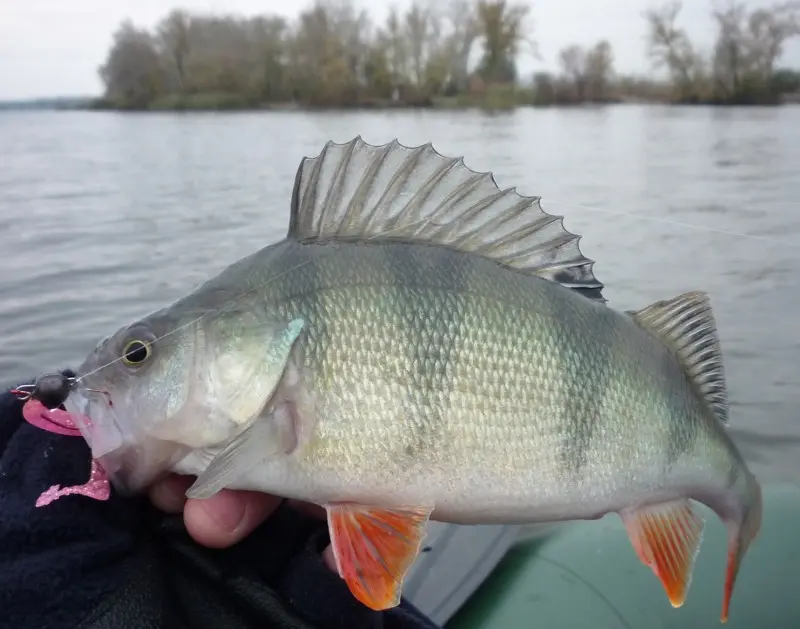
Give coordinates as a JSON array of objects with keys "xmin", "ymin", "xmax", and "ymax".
[
  {"xmin": 325, "ymin": 502, "xmax": 433, "ymax": 611},
  {"xmin": 620, "ymin": 500, "xmax": 705, "ymax": 609}
]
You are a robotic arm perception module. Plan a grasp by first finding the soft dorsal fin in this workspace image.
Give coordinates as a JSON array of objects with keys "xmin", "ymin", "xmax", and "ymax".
[
  {"xmin": 629, "ymin": 291, "xmax": 729, "ymax": 425},
  {"xmin": 289, "ymin": 136, "xmax": 605, "ymax": 302}
]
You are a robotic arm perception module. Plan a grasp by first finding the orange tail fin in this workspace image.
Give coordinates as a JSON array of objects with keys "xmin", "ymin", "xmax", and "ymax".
[{"xmin": 721, "ymin": 477, "xmax": 763, "ymax": 623}]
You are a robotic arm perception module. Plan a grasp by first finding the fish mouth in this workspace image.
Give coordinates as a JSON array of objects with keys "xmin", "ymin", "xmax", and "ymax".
[
  {"xmin": 63, "ymin": 388, "xmax": 126, "ymax": 467},
  {"xmin": 63, "ymin": 387, "xmax": 181, "ymax": 496}
]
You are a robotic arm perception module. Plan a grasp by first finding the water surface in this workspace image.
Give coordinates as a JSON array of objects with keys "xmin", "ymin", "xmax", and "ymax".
[{"xmin": 0, "ymin": 105, "xmax": 798, "ymax": 482}]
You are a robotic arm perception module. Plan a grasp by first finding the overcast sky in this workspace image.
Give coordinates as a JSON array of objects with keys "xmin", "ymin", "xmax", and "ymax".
[{"xmin": 2, "ymin": 0, "xmax": 799, "ymax": 100}]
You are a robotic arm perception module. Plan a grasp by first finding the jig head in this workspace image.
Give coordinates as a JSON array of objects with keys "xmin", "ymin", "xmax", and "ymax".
[{"xmin": 11, "ymin": 372, "xmax": 77, "ymax": 410}]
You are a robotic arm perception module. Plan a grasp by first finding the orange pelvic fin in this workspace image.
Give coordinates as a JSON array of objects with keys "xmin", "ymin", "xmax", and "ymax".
[
  {"xmin": 325, "ymin": 502, "xmax": 433, "ymax": 611},
  {"xmin": 621, "ymin": 499, "xmax": 705, "ymax": 609}
]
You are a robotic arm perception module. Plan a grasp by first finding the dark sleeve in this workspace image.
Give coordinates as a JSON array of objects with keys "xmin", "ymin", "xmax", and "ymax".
[
  {"xmin": 277, "ymin": 528, "xmax": 441, "ymax": 629},
  {"xmin": 0, "ymin": 382, "xmax": 441, "ymax": 629}
]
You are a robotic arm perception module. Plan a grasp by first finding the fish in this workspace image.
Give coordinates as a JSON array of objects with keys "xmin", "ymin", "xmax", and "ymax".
[{"xmin": 64, "ymin": 136, "xmax": 762, "ymax": 623}]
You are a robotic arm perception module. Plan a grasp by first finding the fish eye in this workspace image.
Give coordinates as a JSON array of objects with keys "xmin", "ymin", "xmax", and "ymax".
[{"xmin": 121, "ymin": 339, "xmax": 152, "ymax": 366}]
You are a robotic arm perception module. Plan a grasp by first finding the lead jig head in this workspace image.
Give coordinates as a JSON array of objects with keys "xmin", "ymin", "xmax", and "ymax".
[{"xmin": 10, "ymin": 372, "xmax": 77, "ymax": 410}]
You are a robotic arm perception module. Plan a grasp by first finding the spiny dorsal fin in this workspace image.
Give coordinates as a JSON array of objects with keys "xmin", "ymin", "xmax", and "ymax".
[
  {"xmin": 289, "ymin": 136, "xmax": 605, "ymax": 302},
  {"xmin": 629, "ymin": 291, "xmax": 729, "ymax": 425}
]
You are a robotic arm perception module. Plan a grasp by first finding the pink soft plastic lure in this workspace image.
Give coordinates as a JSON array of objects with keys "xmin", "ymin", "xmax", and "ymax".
[{"xmin": 21, "ymin": 398, "xmax": 110, "ymax": 506}]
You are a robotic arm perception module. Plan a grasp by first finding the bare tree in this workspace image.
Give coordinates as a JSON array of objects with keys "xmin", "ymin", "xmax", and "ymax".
[
  {"xmin": 94, "ymin": 0, "xmax": 541, "ymax": 109},
  {"xmin": 644, "ymin": 1, "xmax": 706, "ymax": 100},
  {"xmin": 99, "ymin": 20, "xmax": 163, "ymax": 107},
  {"xmin": 441, "ymin": 0, "xmax": 480, "ymax": 92},
  {"xmin": 156, "ymin": 10, "xmax": 191, "ymax": 93},
  {"xmin": 711, "ymin": 0, "xmax": 800, "ymax": 99},
  {"xmin": 377, "ymin": 7, "xmax": 408, "ymax": 93},
  {"xmin": 170, "ymin": 15, "xmax": 258, "ymax": 96},
  {"xmin": 289, "ymin": 1, "xmax": 346, "ymax": 104},
  {"xmin": 531, "ymin": 71, "xmax": 557, "ymax": 104},
  {"xmin": 558, "ymin": 44, "xmax": 588, "ymax": 101},
  {"xmin": 746, "ymin": 2, "xmax": 800, "ymax": 81},
  {"xmin": 711, "ymin": 0, "xmax": 751, "ymax": 97},
  {"xmin": 248, "ymin": 16, "xmax": 290, "ymax": 102},
  {"xmin": 585, "ymin": 40, "xmax": 615, "ymax": 101},
  {"xmin": 475, "ymin": 0, "xmax": 532, "ymax": 84},
  {"xmin": 404, "ymin": 2, "xmax": 442, "ymax": 87}
]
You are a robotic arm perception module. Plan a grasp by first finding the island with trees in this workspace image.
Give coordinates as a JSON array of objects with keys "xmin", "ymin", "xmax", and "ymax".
[{"xmin": 94, "ymin": 0, "xmax": 800, "ymax": 111}]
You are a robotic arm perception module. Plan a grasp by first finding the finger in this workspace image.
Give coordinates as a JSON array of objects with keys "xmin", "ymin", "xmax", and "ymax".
[
  {"xmin": 184, "ymin": 489, "xmax": 283, "ymax": 548},
  {"xmin": 149, "ymin": 474, "xmax": 194, "ymax": 514},
  {"xmin": 322, "ymin": 544, "xmax": 338, "ymax": 573}
]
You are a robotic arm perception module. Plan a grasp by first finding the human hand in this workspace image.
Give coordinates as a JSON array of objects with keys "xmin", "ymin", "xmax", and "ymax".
[{"xmin": 148, "ymin": 474, "xmax": 337, "ymax": 570}]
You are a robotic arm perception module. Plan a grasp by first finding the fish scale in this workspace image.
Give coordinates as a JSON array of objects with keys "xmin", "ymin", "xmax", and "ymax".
[
  {"xmin": 231, "ymin": 241, "xmax": 716, "ymax": 513},
  {"xmin": 66, "ymin": 137, "xmax": 761, "ymax": 622}
]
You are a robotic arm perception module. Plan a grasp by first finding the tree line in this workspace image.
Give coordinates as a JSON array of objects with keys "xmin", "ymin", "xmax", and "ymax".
[{"xmin": 97, "ymin": 0, "xmax": 800, "ymax": 111}]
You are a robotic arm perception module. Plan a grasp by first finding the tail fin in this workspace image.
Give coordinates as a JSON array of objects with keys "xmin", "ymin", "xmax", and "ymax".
[{"xmin": 721, "ymin": 473, "xmax": 763, "ymax": 623}]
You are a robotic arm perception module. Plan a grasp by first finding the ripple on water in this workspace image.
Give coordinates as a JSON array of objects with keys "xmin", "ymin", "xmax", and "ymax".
[{"xmin": 0, "ymin": 107, "xmax": 798, "ymax": 483}]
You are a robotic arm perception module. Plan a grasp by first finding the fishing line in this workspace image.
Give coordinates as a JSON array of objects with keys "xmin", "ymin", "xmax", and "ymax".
[
  {"xmin": 76, "ymin": 189, "xmax": 798, "ymax": 381},
  {"xmin": 75, "ymin": 213, "xmax": 440, "ymax": 382},
  {"xmin": 545, "ymin": 198, "xmax": 800, "ymax": 248}
]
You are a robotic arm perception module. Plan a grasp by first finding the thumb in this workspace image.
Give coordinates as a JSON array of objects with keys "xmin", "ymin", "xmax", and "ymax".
[{"xmin": 184, "ymin": 489, "xmax": 282, "ymax": 548}]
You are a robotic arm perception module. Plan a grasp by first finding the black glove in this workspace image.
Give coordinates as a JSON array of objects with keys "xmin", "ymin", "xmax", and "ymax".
[{"xmin": 0, "ymin": 378, "xmax": 440, "ymax": 629}]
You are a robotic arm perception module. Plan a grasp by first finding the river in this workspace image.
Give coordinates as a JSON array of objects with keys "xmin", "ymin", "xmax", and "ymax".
[{"xmin": 0, "ymin": 105, "xmax": 798, "ymax": 483}]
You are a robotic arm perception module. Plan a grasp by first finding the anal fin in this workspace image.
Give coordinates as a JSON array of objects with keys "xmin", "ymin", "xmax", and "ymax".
[
  {"xmin": 620, "ymin": 500, "xmax": 705, "ymax": 608},
  {"xmin": 326, "ymin": 502, "xmax": 433, "ymax": 611}
]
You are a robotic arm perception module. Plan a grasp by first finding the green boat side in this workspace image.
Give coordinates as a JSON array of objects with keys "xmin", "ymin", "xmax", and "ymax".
[{"xmin": 447, "ymin": 483, "xmax": 800, "ymax": 629}]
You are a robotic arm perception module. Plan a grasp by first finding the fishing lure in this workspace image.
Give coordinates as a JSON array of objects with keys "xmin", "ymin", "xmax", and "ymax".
[
  {"xmin": 11, "ymin": 371, "xmax": 76, "ymax": 409},
  {"xmin": 11, "ymin": 372, "xmax": 82, "ymax": 436},
  {"xmin": 11, "ymin": 372, "xmax": 110, "ymax": 506}
]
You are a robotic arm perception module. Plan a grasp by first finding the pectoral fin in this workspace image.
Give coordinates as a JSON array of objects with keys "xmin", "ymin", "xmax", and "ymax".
[
  {"xmin": 187, "ymin": 401, "xmax": 298, "ymax": 499},
  {"xmin": 326, "ymin": 502, "xmax": 433, "ymax": 611},
  {"xmin": 620, "ymin": 500, "xmax": 705, "ymax": 608},
  {"xmin": 183, "ymin": 314, "xmax": 305, "ymax": 501}
]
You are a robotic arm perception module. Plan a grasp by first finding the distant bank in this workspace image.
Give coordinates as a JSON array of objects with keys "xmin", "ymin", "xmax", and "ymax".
[
  {"xmin": 0, "ymin": 97, "xmax": 94, "ymax": 111},
  {"xmin": 2, "ymin": 90, "xmax": 799, "ymax": 113}
]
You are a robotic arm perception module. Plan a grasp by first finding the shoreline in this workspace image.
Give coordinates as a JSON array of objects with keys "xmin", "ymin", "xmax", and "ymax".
[
  {"xmin": 82, "ymin": 95, "xmax": 800, "ymax": 112},
  {"xmin": 3, "ymin": 93, "xmax": 798, "ymax": 113}
]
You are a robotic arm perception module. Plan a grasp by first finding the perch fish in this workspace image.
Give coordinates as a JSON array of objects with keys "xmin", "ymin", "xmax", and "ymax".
[{"xmin": 64, "ymin": 137, "xmax": 762, "ymax": 622}]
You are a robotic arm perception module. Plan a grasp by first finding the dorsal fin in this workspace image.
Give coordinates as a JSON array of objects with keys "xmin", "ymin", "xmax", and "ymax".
[
  {"xmin": 629, "ymin": 291, "xmax": 729, "ymax": 425},
  {"xmin": 288, "ymin": 136, "xmax": 605, "ymax": 302}
]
